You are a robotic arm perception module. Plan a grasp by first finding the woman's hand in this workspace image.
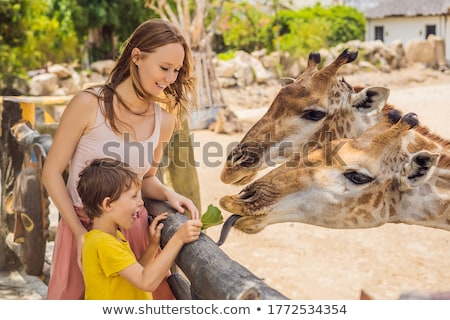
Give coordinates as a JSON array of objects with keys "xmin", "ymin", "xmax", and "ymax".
[
  {"xmin": 166, "ymin": 189, "xmax": 199, "ymax": 220},
  {"xmin": 76, "ymin": 229, "xmax": 87, "ymax": 272}
]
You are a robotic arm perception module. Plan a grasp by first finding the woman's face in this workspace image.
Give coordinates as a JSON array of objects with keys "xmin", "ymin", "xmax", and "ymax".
[{"xmin": 135, "ymin": 43, "xmax": 185, "ymax": 97}]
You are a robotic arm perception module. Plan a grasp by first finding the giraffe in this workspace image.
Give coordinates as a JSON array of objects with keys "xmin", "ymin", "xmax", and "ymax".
[
  {"xmin": 221, "ymin": 49, "xmax": 391, "ymax": 185},
  {"xmin": 218, "ymin": 113, "xmax": 450, "ymax": 235}
]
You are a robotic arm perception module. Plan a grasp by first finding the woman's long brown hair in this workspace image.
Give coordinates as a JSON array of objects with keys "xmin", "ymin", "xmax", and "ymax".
[{"xmin": 87, "ymin": 19, "xmax": 197, "ymax": 133}]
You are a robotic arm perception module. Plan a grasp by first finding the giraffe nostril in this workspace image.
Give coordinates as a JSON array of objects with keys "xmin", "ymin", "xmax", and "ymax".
[
  {"xmin": 239, "ymin": 188, "xmax": 257, "ymax": 201},
  {"xmin": 229, "ymin": 147, "xmax": 261, "ymax": 168},
  {"xmin": 240, "ymin": 155, "xmax": 259, "ymax": 168},
  {"xmin": 229, "ymin": 152, "xmax": 242, "ymax": 163}
]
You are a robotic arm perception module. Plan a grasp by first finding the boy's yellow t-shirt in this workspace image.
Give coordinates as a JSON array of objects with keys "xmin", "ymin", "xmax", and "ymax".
[{"xmin": 82, "ymin": 229, "xmax": 153, "ymax": 300}]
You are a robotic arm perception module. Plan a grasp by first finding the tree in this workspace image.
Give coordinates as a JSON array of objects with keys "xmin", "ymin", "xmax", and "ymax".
[
  {"xmin": 217, "ymin": 1, "xmax": 272, "ymax": 53},
  {"xmin": 144, "ymin": 0, "xmax": 228, "ymax": 212},
  {"xmin": 264, "ymin": 3, "xmax": 365, "ymax": 57},
  {"xmin": 0, "ymin": 0, "xmax": 40, "ymax": 89},
  {"xmin": 70, "ymin": 0, "xmax": 156, "ymax": 61},
  {"xmin": 145, "ymin": 0, "xmax": 225, "ymax": 52},
  {"xmin": 0, "ymin": 0, "xmax": 81, "ymax": 90}
]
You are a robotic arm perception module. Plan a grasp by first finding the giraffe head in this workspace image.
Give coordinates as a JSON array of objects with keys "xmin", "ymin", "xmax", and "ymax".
[
  {"xmin": 219, "ymin": 113, "xmax": 446, "ymax": 234},
  {"xmin": 221, "ymin": 49, "xmax": 390, "ymax": 185}
]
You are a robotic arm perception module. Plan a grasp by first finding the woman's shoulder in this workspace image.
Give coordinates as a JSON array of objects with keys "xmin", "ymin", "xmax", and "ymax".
[
  {"xmin": 69, "ymin": 89, "xmax": 99, "ymax": 109},
  {"xmin": 62, "ymin": 89, "xmax": 100, "ymax": 121},
  {"xmin": 159, "ymin": 107, "xmax": 174, "ymax": 120},
  {"xmin": 155, "ymin": 104, "xmax": 175, "ymax": 126},
  {"xmin": 54, "ymin": 91, "xmax": 100, "ymax": 134}
]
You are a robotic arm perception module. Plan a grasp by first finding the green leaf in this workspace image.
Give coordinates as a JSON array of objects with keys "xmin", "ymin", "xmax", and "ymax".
[{"xmin": 201, "ymin": 204, "xmax": 224, "ymax": 230}]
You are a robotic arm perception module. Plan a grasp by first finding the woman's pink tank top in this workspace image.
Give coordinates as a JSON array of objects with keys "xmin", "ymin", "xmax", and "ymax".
[{"xmin": 66, "ymin": 103, "xmax": 162, "ymax": 206}]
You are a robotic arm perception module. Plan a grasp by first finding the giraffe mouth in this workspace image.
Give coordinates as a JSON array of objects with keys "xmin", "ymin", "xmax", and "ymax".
[
  {"xmin": 221, "ymin": 171, "xmax": 258, "ymax": 185},
  {"xmin": 221, "ymin": 143, "xmax": 266, "ymax": 184},
  {"xmin": 218, "ymin": 181, "xmax": 281, "ymax": 243}
]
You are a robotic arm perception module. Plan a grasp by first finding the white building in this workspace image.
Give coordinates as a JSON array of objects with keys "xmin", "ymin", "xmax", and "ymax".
[{"xmin": 355, "ymin": 0, "xmax": 450, "ymax": 63}]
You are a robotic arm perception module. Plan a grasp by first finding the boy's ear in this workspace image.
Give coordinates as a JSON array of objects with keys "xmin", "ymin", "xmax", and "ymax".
[{"xmin": 102, "ymin": 197, "xmax": 112, "ymax": 211}]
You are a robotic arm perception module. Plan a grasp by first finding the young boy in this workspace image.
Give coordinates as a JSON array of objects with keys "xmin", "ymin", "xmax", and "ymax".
[{"xmin": 77, "ymin": 158, "xmax": 202, "ymax": 300}]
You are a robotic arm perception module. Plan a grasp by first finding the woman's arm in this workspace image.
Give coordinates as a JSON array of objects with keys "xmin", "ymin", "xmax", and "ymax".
[
  {"xmin": 42, "ymin": 91, "xmax": 97, "ymax": 268},
  {"xmin": 141, "ymin": 110, "xmax": 175, "ymax": 200},
  {"xmin": 141, "ymin": 111, "xmax": 199, "ymax": 219}
]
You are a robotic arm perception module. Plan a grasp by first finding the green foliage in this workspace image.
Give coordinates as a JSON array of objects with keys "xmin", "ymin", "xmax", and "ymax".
[
  {"xmin": 216, "ymin": 2, "xmax": 365, "ymax": 58},
  {"xmin": 70, "ymin": 0, "xmax": 156, "ymax": 60},
  {"xmin": 0, "ymin": 0, "xmax": 29, "ymax": 46},
  {"xmin": 269, "ymin": 4, "xmax": 365, "ymax": 57},
  {"xmin": 218, "ymin": 1, "xmax": 271, "ymax": 53},
  {"xmin": 1, "ymin": 0, "xmax": 367, "ymax": 89},
  {"xmin": 0, "ymin": 0, "xmax": 82, "ymax": 86},
  {"xmin": 0, "ymin": 0, "xmax": 157, "ymax": 87},
  {"xmin": 274, "ymin": 13, "xmax": 331, "ymax": 57},
  {"xmin": 32, "ymin": 3, "xmax": 80, "ymax": 65},
  {"xmin": 217, "ymin": 50, "xmax": 235, "ymax": 61},
  {"xmin": 327, "ymin": 5, "xmax": 366, "ymax": 44},
  {"xmin": 1, "ymin": 0, "xmax": 47, "ymax": 86}
]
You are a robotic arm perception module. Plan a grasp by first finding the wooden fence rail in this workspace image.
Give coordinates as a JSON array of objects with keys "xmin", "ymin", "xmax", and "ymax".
[{"xmin": 145, "ymin": 199, "xmax": 288, "ymax": 300}]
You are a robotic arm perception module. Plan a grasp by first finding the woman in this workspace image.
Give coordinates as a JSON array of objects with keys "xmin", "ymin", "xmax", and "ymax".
[{"xmin": 42, "ymin": 19, "xmax": 199, "ymax": 300}]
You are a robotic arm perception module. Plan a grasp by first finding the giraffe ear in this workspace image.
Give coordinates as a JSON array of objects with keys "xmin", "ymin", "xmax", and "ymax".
[
  {"xmin": 350, "ymin": 86, "xmax": 390, "ymax": 114},
  {"xmin": 400, "ymin": 151, "xmax": 440, "ymax": 189},
  {"xmin": 279, "ymin": 77, "xmax": 296, "ymax": 87}
]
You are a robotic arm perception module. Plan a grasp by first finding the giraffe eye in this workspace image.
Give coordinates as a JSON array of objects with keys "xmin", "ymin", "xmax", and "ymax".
[
  {"xmin": 301, "ymin": 110, "xmax": 326, "ymax": 121},
  {"xmin": 343, "ymin": 171, "xmax": 374, "ymax": 185}
]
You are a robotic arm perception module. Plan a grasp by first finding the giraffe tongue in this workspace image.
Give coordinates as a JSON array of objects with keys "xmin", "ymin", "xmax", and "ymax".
[{"xmin": 216, "ymin": 214, "xmax": 241, "ymax": 246}]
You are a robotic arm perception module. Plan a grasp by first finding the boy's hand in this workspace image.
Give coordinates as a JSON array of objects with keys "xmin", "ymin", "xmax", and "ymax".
[
  {"xmin": 148, "ymin": 212, "xmax": 167, "ymax": 246},
  {"xmin": 176, "ymin": 219, "xmax": 202, "ymax": 244}
]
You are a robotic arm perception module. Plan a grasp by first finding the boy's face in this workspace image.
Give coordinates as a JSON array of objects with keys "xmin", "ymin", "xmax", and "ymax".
[{"xmin": 110, "ymin": 184, "xmax": 144, "ymax": 230}]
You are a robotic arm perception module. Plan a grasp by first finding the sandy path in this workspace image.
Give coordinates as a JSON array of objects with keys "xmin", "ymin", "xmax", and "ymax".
[{"xmin": 192, "ymin": 71, "xmax": 450, "ymax": 300}]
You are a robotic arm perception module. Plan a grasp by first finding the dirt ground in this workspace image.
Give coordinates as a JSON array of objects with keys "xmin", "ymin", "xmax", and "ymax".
[{"xmin": 193, "ymin": 65, "xmax": 450, "ymax": 300}]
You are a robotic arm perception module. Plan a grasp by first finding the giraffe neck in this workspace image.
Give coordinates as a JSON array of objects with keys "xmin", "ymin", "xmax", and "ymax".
[{"xmin": 313, "ymin": 108, "xmax": 382, "ymax": 143}]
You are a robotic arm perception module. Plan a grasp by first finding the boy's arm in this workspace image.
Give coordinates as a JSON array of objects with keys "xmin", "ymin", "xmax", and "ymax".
[
  {"xmin": 119, "ymin": 219, "xmax": 202, "ymax": 292},
  {"xmin": 137, "ymin": 213, "xmax": 167, "ymax": 266},
  {"xmin": 138, "ymin": 242, "xmax": 159, "ymax": 266},
  {"xmin": 119, "ymin": 232, "xmax": 185, "ymax": 292}
]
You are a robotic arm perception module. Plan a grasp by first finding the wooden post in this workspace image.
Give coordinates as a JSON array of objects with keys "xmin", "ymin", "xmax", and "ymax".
[
  {"xmin": 163, "ymin": 117, "xmax": 202, "ymax": 212},
  {"xmin": 144, "ymin": 199, "xmax": 288, "ymax": 300},
  {"xmin": 0, "ymin": 99, "xmax": 24, "ymax": 271}
]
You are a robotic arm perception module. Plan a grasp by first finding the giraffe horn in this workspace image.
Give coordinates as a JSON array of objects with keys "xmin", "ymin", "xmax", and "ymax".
[
  {"xmin": 315, "ymin": 48, "xmax": 358, "ymax": 79},
  {"xmin": 369, "ymin": 113, "xmax": 419, "ymax": 149},
  {"xmin": 296, "ymin": 52, "xmax": 321, "ymax": 80}
]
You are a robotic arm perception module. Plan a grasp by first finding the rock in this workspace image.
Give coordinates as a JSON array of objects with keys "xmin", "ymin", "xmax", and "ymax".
[{"xmin": 29, "ymin": 73, "xmax": 59, "ymax": 96}]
